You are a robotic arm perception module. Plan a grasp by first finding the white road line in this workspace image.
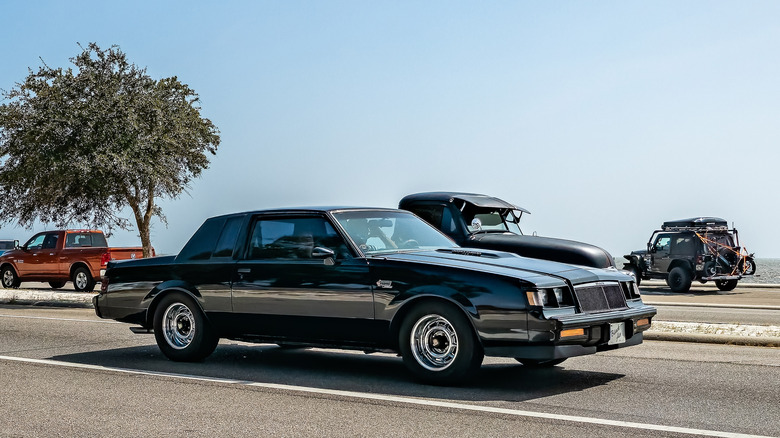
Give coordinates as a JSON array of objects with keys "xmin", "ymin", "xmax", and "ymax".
[
  {"xmin": 0, "ymin": 314, "xmax": 120, "ymax": 324},
  {"xmin": 0, "ymin": 355, "xmax": 771, "ymax": 438}
]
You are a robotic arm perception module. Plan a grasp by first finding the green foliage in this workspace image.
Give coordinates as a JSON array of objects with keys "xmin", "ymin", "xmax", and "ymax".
[{"xmin": 0, "ymin": 43, "xmax": 220, "ymax": 255}]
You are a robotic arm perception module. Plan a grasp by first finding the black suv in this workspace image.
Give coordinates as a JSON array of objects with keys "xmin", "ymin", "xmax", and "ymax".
[{"xmin": 623, "ymin": 217, "xmax": 755, "ymax": 292}]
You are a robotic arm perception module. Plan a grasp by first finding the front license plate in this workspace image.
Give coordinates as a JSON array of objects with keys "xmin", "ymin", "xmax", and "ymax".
[{"xmin": 608, "ymin": 322, "xmax": 626, "ymax": 345}]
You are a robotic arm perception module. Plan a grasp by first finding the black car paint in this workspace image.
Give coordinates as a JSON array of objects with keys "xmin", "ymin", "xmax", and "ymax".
[
  {"xmin": 398, "ymin": 192, "xmax": 616, "ymax": 269},
  {"xmin": 95, "ymin": 208, "xmax": 655, "ymax": 362}
]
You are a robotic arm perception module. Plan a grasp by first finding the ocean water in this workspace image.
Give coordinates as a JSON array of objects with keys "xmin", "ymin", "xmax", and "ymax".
[
  {"xmin": 616, "ymin": 257, "xmax": 780, "ymax": 285},
  {"xmin": 743, "ymin": 258, "xmax": 780, "ymax": 284}
]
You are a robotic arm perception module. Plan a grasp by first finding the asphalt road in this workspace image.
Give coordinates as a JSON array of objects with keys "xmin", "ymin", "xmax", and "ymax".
[{"xmin": 1, "ymin": 305, "xmax": 778, "ymax": 437}]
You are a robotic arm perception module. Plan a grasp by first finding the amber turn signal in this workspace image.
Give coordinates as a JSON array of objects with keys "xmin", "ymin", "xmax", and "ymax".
[
  {"xmin": 636, "ymin": 318, "xmax": 651, "ymax": 327},
  {"xmin": 560, "ymin": 328, "xmax": 585, "ymax": 338}
]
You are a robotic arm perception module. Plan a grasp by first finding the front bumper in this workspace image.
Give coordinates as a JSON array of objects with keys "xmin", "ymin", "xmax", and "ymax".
[{"xmin": 484, "ymin": 305, "xmax": 656, "ymax": 359}]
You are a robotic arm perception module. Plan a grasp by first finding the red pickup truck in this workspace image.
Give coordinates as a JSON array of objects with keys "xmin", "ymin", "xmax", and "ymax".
[{"xmin": 0, "ymin": 230, "xmax": 151, "ymax": 292}]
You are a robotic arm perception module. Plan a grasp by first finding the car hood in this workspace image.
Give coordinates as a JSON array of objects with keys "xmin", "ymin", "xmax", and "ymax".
[
  {"xmin": 465, "ymin": 232, "xmax": 615, "ymax": 269},
  {"xmin": 372, "ymin": 249, "xmax": 629, "ymax": 286}
]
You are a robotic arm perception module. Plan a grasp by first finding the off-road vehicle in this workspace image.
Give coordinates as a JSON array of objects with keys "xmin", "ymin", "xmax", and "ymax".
[{"xmin": 623, "ymin": 217, "xmax": 755, "ymax": 292}]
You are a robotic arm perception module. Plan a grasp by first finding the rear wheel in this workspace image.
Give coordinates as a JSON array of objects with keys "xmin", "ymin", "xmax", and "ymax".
[
  {"xmin": 48, "ymin": 281, "xmax": 66, "ymax": 289},
  {"xmin": 399, "ymin": 302, "xmax": 483, "ymax": 385},
  {"xmin": 71, "ymin": 267, "xmax": 95, "ymax": 292},
  {"xmin": 1, "ymin": 266, "xmax": 20, "ymax": 289},
  {"xmin": 667, "ymin": 267, "xmax": 692, "ymax": 293},
  {"xmin": 153, "ymin": 293, "xmax": 219, "ymax": 362},
  {"xmin": 739, "ymin": 257, "xmax": 756, "ymax": 276},
  {"xmin": 715, "ymin": 279, "xmax": 738, "ymax": 291},
  {"xmin": 515, "ymin": 358, "xmax": 567, "ymax": 368}
]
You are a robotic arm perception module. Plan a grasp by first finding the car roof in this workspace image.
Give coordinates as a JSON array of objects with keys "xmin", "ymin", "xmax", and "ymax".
[
  {"xmin": 206, "ymin": 207, "xmax": 409, "ymax": 221},
  {"xmin": 400, "ymin": 192, "xmax": 530, "ymax": 213}
]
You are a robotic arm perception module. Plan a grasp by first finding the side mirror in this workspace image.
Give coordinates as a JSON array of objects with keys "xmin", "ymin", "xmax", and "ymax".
[
  {"xmin": 312, "ymin": 246, "xmax": 336, "ymax": 265},
  {"xmin": 14, "ymin": 240, "xmax": 19, "ymax": 250}
]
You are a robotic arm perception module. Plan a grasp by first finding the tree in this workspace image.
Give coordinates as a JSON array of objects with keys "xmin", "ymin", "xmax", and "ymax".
[{"xmin": 0, "ymin": 43, "xmax": 220, "ymax": 257}]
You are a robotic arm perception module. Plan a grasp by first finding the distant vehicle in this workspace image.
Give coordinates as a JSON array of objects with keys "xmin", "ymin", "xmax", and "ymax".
[
  {"xmin": 623, "ymin": 217, "xmax": 756, "ymax": 292},
  {"xmin": 94, "ymin": 207, "xmax": 655, "ymax": 385},
  {"xmin": 0, "ymin": 240, "xmax": 15, "ymax": 255},
  {"xmin": 0, "ymin": 230, "xmax": 151, "ymax": 292},
  {"xmin": 399, "ymin": 192, "xmax": 616, "ymax": 269}
]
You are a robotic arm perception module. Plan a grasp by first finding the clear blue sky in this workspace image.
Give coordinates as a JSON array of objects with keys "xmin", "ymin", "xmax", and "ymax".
[{"xmin": 2, "ymin": 1, "xmax": 779, "ymax": 259}]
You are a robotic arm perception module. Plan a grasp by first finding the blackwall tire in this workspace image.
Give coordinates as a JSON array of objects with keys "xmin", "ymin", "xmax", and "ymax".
[
  {"xmin": 715, "ymin": 280, "xmax": 738, "ymax": 291},
  {"xmin": 153, "ymin": 293, "xmax": 218, "ymax": 362},
  {"xmin": 626, "ymin": 266, "xmax": 641, "ymax": 286},
  {"xmin": 71, "ymin": 267, "xmax": 95, "ymax": 292},
  {"xmin": 515, "ymin": 358, "xmax": 567, "ymax": 368},
  {"xmin": 399, "ymin": 302, "xmax": 483, "ymax": 385},
  {"xmin": 668, "ymin": 267, "xmax": 692, "ymax": 293},
  {"xmin": 1, "ymin": 266, "xmax": 20, "ymax": 289},
  {"xmin": 740, "ymin": 258, "xmax": 756, "ymax": 276}
]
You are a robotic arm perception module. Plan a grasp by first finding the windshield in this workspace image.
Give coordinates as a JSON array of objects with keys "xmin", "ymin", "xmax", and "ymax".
[
  {"xmin": 464, "ymin": 208, "xmax": 522, "ymax": 234},
  {"xmin": 332, "ymin": 210, "xmax": 457, "ymax": 255}
]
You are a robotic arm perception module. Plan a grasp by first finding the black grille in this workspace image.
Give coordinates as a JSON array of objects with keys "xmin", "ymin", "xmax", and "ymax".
[{"xmin": 574, "ymin": 282, "xmax": 628, "ymax": 313}]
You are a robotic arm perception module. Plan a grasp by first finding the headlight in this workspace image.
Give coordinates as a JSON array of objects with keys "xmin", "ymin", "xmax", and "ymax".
[
  {"xmin": 552, "ymin": 287, "xmax": 565, "ymax": 304},
  {"xmin": 525, "ymin": 289, "xmax": 549, "ymax": 306}
]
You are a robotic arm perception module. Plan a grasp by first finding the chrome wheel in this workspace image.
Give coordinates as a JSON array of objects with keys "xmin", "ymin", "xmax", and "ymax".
[
  {"xmin": 162, "ymin": 303, "xmax": 196, "ymax": 350},
  {"xmin": 410, "ymin": 314, "xmax": 458, "ymax": 371},
  {"xmin": 3, "ymin": 268, "xmax": 15, "ymax": 287},
  {"xmin": 74, "ymin": 271, "xmax": 88, "ymax": 290}
]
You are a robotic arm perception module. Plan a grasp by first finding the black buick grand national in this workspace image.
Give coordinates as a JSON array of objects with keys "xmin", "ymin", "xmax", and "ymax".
[{"xmin": 94, "ymin": 207, "xmax": 656, "ymax": 384}]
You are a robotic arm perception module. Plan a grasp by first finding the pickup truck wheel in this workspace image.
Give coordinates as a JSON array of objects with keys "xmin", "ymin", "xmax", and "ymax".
[
  {"xmin": 153, "ymin": 293, "xmax": 218, "ymax": 362},
  {"xmin": 715, "ymin": 280, "xmax": 738, "ymax": 291},
  {"xmin": 399, "ymin": 302, "xmax": 483, "ymax": 385},
  {"xmin": 72, "ymin": 267, "xmax": 95, "ymax": 292},
  {"xmin": 1, "ymin": 266, "xmax": 20, "ymax": 289},
  {"xmin": 48, "ymin": 281, "xmax": 66, "ymax": 289},
  {"xmin": 668, "ymin": 267, "xmax": 692, "ymax": 293},
  {"xmin": 515, "ymin": 358, "xmax": 567, "ymax": 367}
]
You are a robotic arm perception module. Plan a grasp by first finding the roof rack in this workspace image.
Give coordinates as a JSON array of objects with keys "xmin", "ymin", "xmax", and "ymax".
[{"xmin": 661, "ymin": 217, "xmax": 729, "ymax": 232}]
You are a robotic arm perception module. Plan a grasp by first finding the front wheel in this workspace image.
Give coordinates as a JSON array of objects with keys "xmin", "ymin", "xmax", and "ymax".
[
  {"xmin": 625, "ymin": 265, "xmax": 641, "ymax": 286},
  {"xmin": 71, "ymin": 267, "xmax": 95, "ymax": 292},
  {"xmin": 715, "ymin": 279, "xmax": 738, "ymax": 291},
  {"xmin": 515, "ymin": 358, "xmax": 567, "ymax": 368},
  {"xmin": 153, "ymin": 293, "xmax": 219, "ymax": 362},
  {"xmin": 1, "ymin": 266, "xmax": 20, "ymax": 289},
  {"xmin": 399, "ymin": 302, "xmax": 483, "ymax": 385}
]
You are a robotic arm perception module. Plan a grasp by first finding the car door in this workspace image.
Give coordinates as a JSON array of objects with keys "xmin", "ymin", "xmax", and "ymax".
[
  {"xmin": 231, "ymin": 213, "xmax": 375, "ymax": 343},
  {"xmin": 650, "ymin": 234, "xmax": 673, "ymax": 273},
  {"xmin": 16, "ymin": 232, "xmax": 50, "ymax": 277},
  {"xmin": 36, "ymin": 232, "xmax": 63, "ymax": 276}
]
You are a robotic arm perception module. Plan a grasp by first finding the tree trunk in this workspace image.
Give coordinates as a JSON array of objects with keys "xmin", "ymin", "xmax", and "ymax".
[{"xmin": 126, "ymin": 186, "xmax": 155, "ymax": 258}]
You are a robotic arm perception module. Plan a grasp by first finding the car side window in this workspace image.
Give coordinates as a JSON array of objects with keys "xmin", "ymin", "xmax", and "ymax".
[
  {"xmin": 66, "ymin": 233, "xmax": 92, "ymax": 248},
  {"xmin": 212, "ymin": 216, "xmax": 243, "ymax": 259},
  {"xmin": 42, "ymin": 234, "xmax": 59, "ymax": 249},
  {"xmin": 248, "ymin": 216, "xmax": 351, "ymax": 260},
  {"xmin": 25, "ymin": 234, "xmax": 46, "ymax": 250},
  {"xmin": 654, "ymin": 236, "xmax": 671, "ymax": 252}
]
